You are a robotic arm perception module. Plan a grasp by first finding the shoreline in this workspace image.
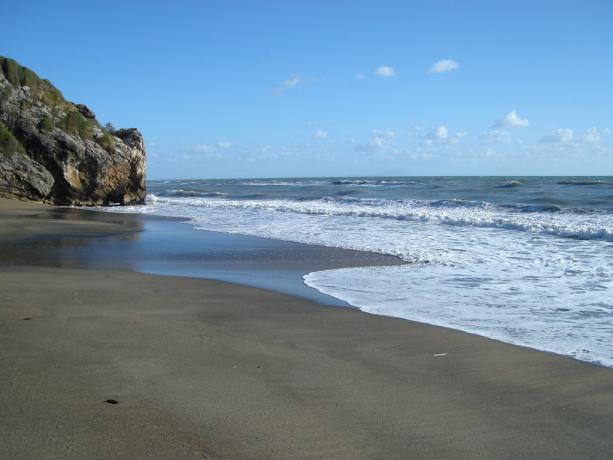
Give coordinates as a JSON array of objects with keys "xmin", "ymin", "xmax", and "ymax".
[
  {"xmin": 2, "ymin": 198, "xmax": 613, "ymax": 458},
  {"xmin": 17, "ymin": 200, "xmax": 606, "ymax": 368},
  {"xmin": 12, "ymin": 200, "xmax": 610, "ymax": 368},
  {"xmin": 1, "ymin": 199, "xmax": 403, "ymax": 306},
  {"xmin": 99, "ymin": 202, "xmax": 611, "ymax": 368}
]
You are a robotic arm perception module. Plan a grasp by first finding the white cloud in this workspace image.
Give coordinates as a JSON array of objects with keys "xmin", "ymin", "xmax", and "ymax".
[
  {"xmin": 578, "ymin": 127, "xmax": 602, "ymax": 143},
  {"xmin": 449, "ymin": 131, "xmax": 466, "ymax": 144},
  {"xmin": 194, "ymin": 141, "xmax": 232, "ymax": 154},
  {"xmin": 425, "ymin": 126, "xmax": 465, "ymax": 145},
  {"xmin": 538, "ymin": 127, "xmax": 606, "ymax": 144},
  {"xmin": 370, "ymin": 138, "xmax": 387, "ymax": 147},
  {"xmin": 540, "ymin": 128, "xmax": 574, "ymax": 143},
  {"xmin": 428, "ymin": 59, "xmax": 460, "ymax": 74},
  {"xmin": 493, "ymin": 110, "xmax": 529, "ymax": 128},
  {"xmin": 194, "ymin": 144, "xmax": 217, "ymax": 153},
  {"xmin": 283, "ymin": 74, "xmax": 302, "ymax": 88},
  {"xmin": 428, "ymin": 126, "xmax": 449, "ymax": 141},
  {"xmin": 312, "ymin": 129, "xmax": 328, "ymax": 139},
  {"xmin": 372, "ymin": 129, "xmax": 396, "ymax": 138},
  {"xmin": 275, "ymin": 74, "xmax": 320, "ymax": 95},
  {"xmin": 374, "ymin": 66, "xmax": 396, "ymax": 77},
  {"xmin": 363, "ymin": 129, "xmax": 396, "ymax": 149},
  {"xmin": 481, "ymin": 129, "xmax": 512, "ymax": 143}
]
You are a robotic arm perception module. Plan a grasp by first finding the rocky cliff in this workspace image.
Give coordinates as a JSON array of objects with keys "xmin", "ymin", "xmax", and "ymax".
[{"xmin": 0, "ymin": 56, "xmax": 146, "ymax": 205}]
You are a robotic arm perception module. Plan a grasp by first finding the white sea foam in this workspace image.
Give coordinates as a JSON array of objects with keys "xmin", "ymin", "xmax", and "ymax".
[
  {"xmin": 108, "ymin": 195, "xmax": 613, "ymax": 366},
  {"xmin": 144, "ymin": 195, "xmax": 613, "ymax": 242},
  {"xmin": 235, "ymin": 179, "xmax": 331, "ymax": 186}
]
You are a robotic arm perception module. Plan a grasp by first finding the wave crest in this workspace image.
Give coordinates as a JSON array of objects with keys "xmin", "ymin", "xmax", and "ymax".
[{"xmin": 145, "ymin": 196, "xmax": 613, "ymax": 242}]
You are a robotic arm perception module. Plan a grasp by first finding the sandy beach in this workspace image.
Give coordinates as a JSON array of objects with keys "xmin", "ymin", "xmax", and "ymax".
[{"xmin": 2, "ymin": 198, "xmax": 613, "ymax": 460}]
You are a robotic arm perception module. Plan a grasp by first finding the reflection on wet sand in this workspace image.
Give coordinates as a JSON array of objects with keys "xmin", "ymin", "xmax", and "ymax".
[
  {"xmin": 0, "ymin": 203, "xmax": 401, "ymax": 305},
  {"xmin": 0, "ymin": 205, "xmax": 145, "ymax": 270}
]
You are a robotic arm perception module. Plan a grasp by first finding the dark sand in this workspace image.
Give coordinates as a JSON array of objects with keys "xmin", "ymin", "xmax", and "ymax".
[{"xmin": 1, "ymin": 198, "xmax": 613, "ymax": 459}]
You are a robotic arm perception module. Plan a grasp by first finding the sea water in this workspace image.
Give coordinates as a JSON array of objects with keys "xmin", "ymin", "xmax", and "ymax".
[{"xmin": 107, "ymin": 177, "xmax": 613, "ymax": 366}]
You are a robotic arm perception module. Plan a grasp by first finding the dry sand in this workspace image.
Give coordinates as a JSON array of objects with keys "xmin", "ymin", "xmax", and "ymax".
[{"xmin": 1, "ymin": 198, "xmax": 613, "ymax": 459}]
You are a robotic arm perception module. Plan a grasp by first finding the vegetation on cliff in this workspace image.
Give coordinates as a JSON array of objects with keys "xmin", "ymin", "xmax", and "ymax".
[
  {"xmin": 0, "ymin": 56, "xmax": 115, "ymax": 152},
  {"xmin": 0, "ymin": 120, "xmax": 25, "ymax": 155},
  {"xmin": 0, "ymin": 56, "xmax": 146, "ymax": 205}
]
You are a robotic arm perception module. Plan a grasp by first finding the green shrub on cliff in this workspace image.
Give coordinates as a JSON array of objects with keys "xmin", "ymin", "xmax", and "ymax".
[
  {"xmin": 38, "ymin": 115, "xmax": 54, "ymax": 131},
  {"xmin": 57, "ymin": 111, "xmax": 93, "ymax": 139},
  {"xmin": 18, "ymin": 65, "xmax": 39, "ymax": 88},
  {"xmin": 56, "ymin": 110, "xmax": 116, "ymax": 152},
  {"xmin": 1, "ymin": 56, "xmax": 117, "ymax": 152},
  {"xmin": 0, "ymin": 121, "xmax": 25, "ymax": 155},
  {"xmin": 1, "ymin": 57, "xmax": 20, "ymax": 86},
  {"xmin": 97, "ymin": 132, "xmax": 115, "ymax": 151},
  {"xmin": 1, "ymin": 56, "xmax": 69, "ymax": 110},
  {"xmin": 40, "ymin": 83, "xmax": 65, "ymax": 107}
]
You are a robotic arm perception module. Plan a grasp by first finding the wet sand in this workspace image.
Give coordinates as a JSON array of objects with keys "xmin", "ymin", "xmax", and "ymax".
[
  {"xmin": 0, "ymin": 199, "xmax": 402, "ymax": 306},
  {"xmin": 1, "ymin": 198, "xmax": 613, "ymax": 459}
]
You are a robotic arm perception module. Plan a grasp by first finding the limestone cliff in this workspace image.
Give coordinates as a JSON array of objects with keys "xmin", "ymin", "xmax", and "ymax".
[{"xmin": 0, "ymin": 56, "xmax": 146, "ymax": 205}]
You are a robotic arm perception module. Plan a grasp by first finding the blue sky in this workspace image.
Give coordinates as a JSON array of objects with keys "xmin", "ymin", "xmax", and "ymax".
[{"xmin": 2, "ymin": 0, "xmax": 612, "ymax": 178}]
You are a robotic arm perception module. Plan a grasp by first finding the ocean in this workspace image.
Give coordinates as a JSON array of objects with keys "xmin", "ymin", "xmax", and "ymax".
[{"xmin": 107, "ymin": 177, "xmax": 613, "ymax": 366}]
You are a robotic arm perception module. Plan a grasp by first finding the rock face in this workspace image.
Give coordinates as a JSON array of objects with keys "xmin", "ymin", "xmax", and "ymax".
[{"xmin": 0, "ymin": 56, "xmax": 146, "ymax": 205}]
